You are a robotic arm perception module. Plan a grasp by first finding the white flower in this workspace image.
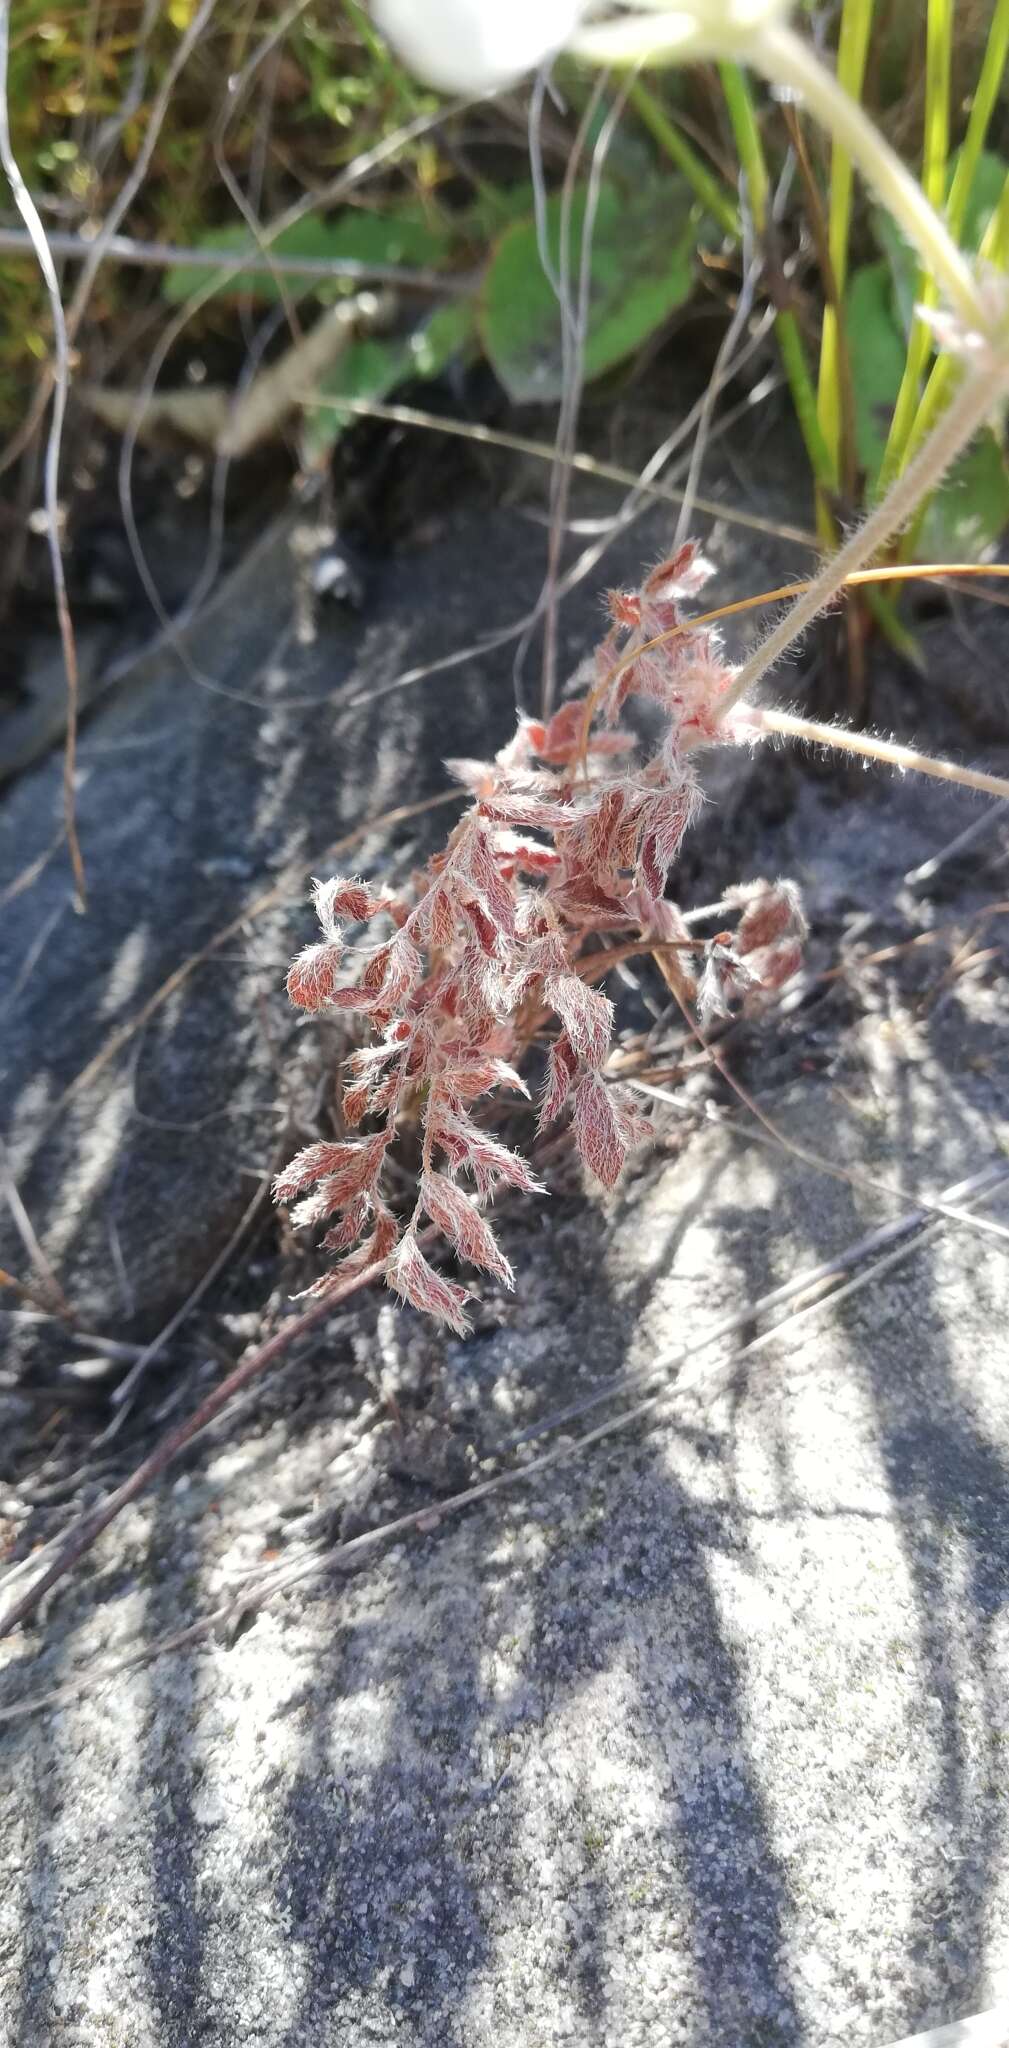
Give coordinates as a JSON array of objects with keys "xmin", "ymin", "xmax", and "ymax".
[
  {"xmin": 372, "ymin": 0, "xmax": 796, "ymax": 92},
  {"xmin": 371, "ymin": 0, "xmax": 588, "ymax": 93}
]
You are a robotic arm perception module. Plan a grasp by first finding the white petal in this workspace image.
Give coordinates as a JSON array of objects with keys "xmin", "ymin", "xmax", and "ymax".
[{"xmin": 373, "ymin": 0, "xmax": 585, "ymax": 93}]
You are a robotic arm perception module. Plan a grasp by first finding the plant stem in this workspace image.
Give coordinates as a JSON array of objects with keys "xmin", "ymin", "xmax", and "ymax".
[
  {"xmin": 627, "ymin": 78, "xmax": 740, "ymax": 237},
  {"xmin": 757, "ymin": 708, "xmax": 1009, "ymax": 800},
  {"xmin": 716, "ymin": 358, "xmax": 1009, "ymax": 717},
  {"xmin": 874, "ymin": 0, "xmax": 953, "ymax": 498},
  {"xmin": 816, "ymin": 0, "xmax": 874, "ymax": 504},
  {"xmin": 718, "ymin": 59, "xmax": 769, "ymax": 224},
  {"xmin": 770, "ymin": 307, "xmax": 836, "ymax": 488},
  {"xmin": 719, "ymin": 60, "xmax": 834, "ymax": 488},
  {"xmin": 945, "ymin": 0, "xmax": 1009, "ymax": 242},
  {"xmin": 0, "ymin": 1264, "xmax": 386, "ymax": 1641},
  {"xmin": 753, "ymin": 21, "xmax": 983, "ymax": 331},
  {"xmin": 898, "ymin": 164, "xmax": 1009, "ymax": 561}
]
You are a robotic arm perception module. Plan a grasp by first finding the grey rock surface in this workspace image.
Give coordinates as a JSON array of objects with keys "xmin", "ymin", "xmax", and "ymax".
[
  {"xmin": 0, "ymin": 425, "xmax": 804, "ymax": 1343},
  {"xmin": 3, "ymin": 1029, "xmax": 1009, "ymax": 2048},
  {"xmin": 4, "ymin": 412, "xmax": 1009, "ymax": 2048}
]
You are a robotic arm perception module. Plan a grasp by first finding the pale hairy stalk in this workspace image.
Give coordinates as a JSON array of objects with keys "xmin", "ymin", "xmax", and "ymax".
[
  {"xmin": 757, "ymin": 711, "xmax": 1009, "ymax": 802},
  {"xmin": 717, "ymin": 358, "xmax": 1009, "ymax": 720},
  {"xmin": 572, "ymin": 9, "xmax": 983, "ymax": 325}
]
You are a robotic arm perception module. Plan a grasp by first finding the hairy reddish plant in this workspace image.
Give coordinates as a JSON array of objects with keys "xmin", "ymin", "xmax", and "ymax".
[{"xmin": 275, "ymin": 545, "xmax": 807, "ymax": 1331}]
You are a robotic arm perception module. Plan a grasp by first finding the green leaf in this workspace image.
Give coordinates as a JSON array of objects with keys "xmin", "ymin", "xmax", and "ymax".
[
  {"xmin": 299, "ymin": 298, "xmax": 476, "ymax": 465},
  {"xmin": 872, "ymin": 148, "xmax": 1009, "ymax": 325},
  {"xmin": 844, "ymin": 260, "xmax": 907, "ymax": 481},
  {"xmin": 404, "ymin": 296, "xmax": 475, "ymax": 380},
  {"xmin": 478, "ymin": 176, "xmax": 698, "ymax": 405},
  {"xmin": 951, "ymin": 146, "xmax": 1009, "ymax": 251},
  {"xmin": 457, "ymin": 181, "xmax": 536, "ymax": 242},
  {"xmin": 919, "ymin": 432, "xmax": 1009, "ymax": 561},
  {"xmin": 162, "ymin": 208, "xmax": 452, "ymax": 306}
]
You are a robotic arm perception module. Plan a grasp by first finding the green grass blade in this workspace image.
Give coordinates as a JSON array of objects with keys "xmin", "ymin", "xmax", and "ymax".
[
  {"xmin": 946, "ymin": 0, "xmax": 1009, "ymax": 240},
  {"xmin": 816, "ymin": 0, "xmax": 874, "ymax": 495},
  {"xmin": 899, "ymin": 165, "xmax": 1009, "ymax": 560},
  {"xmin": 719, "ymin": 61, "xmax": 833, "ymax": 495},
  {"xmin": 627, "ymin": 80, "xmax": 740, "ymax": 239},
  {"xmin": 718, "ymin": 61, "xmax": 769, "ymax": 229},
  {"xmin": 774, "ymin": 308, "xmax": 836, "ymax": 488},
  {"xmin": 874, "ymin": 0, "xmax": 953, "ymax": 499}
]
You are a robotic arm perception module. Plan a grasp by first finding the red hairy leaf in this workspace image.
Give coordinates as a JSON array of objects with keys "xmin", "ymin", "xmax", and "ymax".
[
  {"xmin": 286, "ymin": 941, "xmax": 344, "ymax": 1011},
  {"xmin": 465, "ymin": 828, "xmax": 517, "ymax": 936},
  {"xmin": 572, "ymin": 1072, "xmax": 628, "ymax": 1190},
  {"xmin": 386, "ymin": 1232, "xmax": 471, "ymax": 1335},
  {"xmin": 432, "ymin": 1100, "xmax": 543, "ymax": 1196},
  {"xmin": 312, "ymin": 875, "xmax": 387, "ymax": 932},
  {"xmin": 273, "ymin": 1141, "xmax": 363, "ymax": 1202},
  {"xmin": 499, "ymin": 840, "xmax": 563, "ymax": 879},
  {"xmin": 544, "ymin": 974, "xmax": 613, "ymax": 1069},
  {"xmin": 643, "ymin": 543, "xmax": 694, "ymax": 596},
  {"xmin": 445, "ymin": 756, "xmax": 496, "ymax": 796},
  {"xmin": 443, "ymin": 1058, "xmax": 529, "ymax": 1101},
  {"xmin": 321, "ymin": 1194, "xmax": 371, "ymax": 1253},
  {"xmin": 747, "ymin": 939, "xmax": 804, "ymax": 992},
  {"xmin": 274, "ymin": 532, "xmax": 802, "ymax": 1322},
  {"xmin": 420, "ymin": 1172, "xmax": 514, "ymax": 1284},
  {"xmin": 382, "ymin": 928, "xmax": 424, "ymax": 1004},
  {"xmin": 606, "ymin": 590, "xmax": 641, "ymax": 628},
  {"xmin": 416, "ymin": 884, "xmax": 457, "ymax": 952},
  {"xmin": 539, "ymin": 1032, "xmax": 578, "ymax": 1128},
  {"xmin": 463, "ymin": 899, "xmax": 501, "ymax": 957},
  {"xmin": 342, "ymin": 1081, "xmax": 372, "ymax": 1127},
  {"xmin": 276, "ymin": 1132, "xmax": 387, "ymax": 1223},
  {"xmin": 481, "ymin": 792, "xmax": 574, "ymax": 832},
  {"xmin": 736, "ymin": 879, "xmax": 808, "ymax": 955}
]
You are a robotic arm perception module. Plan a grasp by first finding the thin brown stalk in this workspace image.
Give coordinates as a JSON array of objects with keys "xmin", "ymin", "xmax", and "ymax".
[
  {"xmin": 0, "ymin": 1137, "xmax": 71, "ymax": 1321},
  {"xmin": 320, "ymin": 398, "xmax": 820, "ymax": 549},
  {"xmin": 0, "ymin": 1264, "xmax": 384, "ymax": 1641}
]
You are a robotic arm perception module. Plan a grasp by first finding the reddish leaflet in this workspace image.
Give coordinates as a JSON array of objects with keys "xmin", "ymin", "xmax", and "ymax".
[{"xmin": 275, "ymin": 546, "xmax": 807, "ymax": 1330}]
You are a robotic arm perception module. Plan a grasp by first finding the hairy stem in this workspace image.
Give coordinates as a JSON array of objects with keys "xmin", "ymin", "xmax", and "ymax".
[
  {"xmin": 717, "ymin": 358, "xmax": 1009, "ymax": 718},
  {"xmin": 757, "ymin": 709, "xmax": 1009, "ymax": 801}
]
